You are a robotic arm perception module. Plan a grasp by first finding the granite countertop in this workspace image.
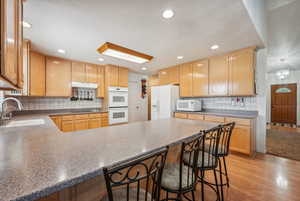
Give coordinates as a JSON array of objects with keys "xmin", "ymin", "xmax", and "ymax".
[
  {"xmin": 175, "ymin": 109, "xmax": 258, "ymax": 119},
  {"xmin": 12, "ymin": 108, "xmax": 108, "ymax": 116},
  {"xmin": 0, "ymin": 113, "xmax": 218, "ymax": 201}
]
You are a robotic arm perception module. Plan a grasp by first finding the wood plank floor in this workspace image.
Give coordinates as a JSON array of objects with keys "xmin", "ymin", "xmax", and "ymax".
[{"xmin": 190, "ymin": 153, "xmax": 300, "ymax": 201}]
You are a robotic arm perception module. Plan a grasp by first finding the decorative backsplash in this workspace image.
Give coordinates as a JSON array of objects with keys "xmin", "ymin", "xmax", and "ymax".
[{"xmin": 16, "ymin": 97, "xmax": 102, "ymax": 110}]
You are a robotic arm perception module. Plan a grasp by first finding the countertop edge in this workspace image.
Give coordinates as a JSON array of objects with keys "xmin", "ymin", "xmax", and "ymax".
[{"xmin": 174, "ymin": 110, "xmax": 258, "ymax": 119}]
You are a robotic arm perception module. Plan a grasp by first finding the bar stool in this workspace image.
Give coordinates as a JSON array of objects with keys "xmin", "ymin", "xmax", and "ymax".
[
  {"xmin": 101, "ymin": 147, "xmax": 169, "ymax": 201},
  {"xmin": 183, "ymin": 126, "xmax": 223, "ymax": 201},
  {"xmin": 159, "ymin": 133, "xmax": 204, "ymax": 201}
]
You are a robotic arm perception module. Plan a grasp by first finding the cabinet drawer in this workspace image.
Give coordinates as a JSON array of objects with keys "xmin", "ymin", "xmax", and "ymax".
[
  {"xmin": 188, "ymin": 114, "xmax": 204, "ymax": 120},
  {"xmin": 88, "ymin": 118, "xmax": 102, "ymax": 129},
  {"xmin": 61, "ymin": 120, "xmax": 74, "ymax": 132},
  {"xmin": 88, "ymin": 113, "xmax": 102, "ymax": 118},
  {"xmin": 230, "ymin": 125, "xmax": 251, "ymax": 155},
  {"xmin": 74, "ymin": 119, "xmax": 89, "ymax": 131},
  {"xmin": 75, "ymin": 114, "xmax": 89, "ymax": 120},
  {"xmin": 204, "ymin": 115, "xmax": 225, "ymax": 123},
  {"xmin": 174, "ymin": 113, "xmax": 188, "ymax": 119},
  {"xmin": 62, "ymin": 115, "xmax": 74, "ymax": 121},
  {"xmin": 100, "ymin": 112, "xmax": 108, "ymax": 118},
  {"xmin": 225, "ymin": 117, "xmax": 251, "ymax": 126}
]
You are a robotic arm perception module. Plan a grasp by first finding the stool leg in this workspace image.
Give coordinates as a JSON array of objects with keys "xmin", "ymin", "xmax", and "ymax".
[
  {"xmin": 222, "ymin": 156, "xmax": 229, "ymax": 188},
  {"xmin": 200, "ymin": 170, "xmax": 205, "ymax": 201},
  {"xmin": 213, "ymin": 168, "xmax": 221, "ymax": 201},
  {"xmin": 218, "ymin": 159, "xmax": 224, "ymax": 201},
  {"xmin": 191, "ymin": 190, "xmax": 196, "ymax": 201}
]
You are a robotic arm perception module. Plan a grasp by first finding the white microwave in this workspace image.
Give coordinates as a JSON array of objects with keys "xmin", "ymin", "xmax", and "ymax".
[{"xmin": 176, "ymin": 99, "xmax": 202, "ymax": 112}]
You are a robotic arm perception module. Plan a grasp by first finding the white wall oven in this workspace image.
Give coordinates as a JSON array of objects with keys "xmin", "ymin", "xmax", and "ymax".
[
  {"xmin": 108, "ymin": 87, "xmax": 128, "ymax": 125},
  {"xmin": 109, "ymin": 107, "xmax": 128, "ymax": 125}
]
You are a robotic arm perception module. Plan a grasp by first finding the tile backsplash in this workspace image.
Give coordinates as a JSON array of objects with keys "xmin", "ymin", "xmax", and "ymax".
[{"xmin": 17, "ymin": 97, "xmax": 102, "ymax": 110}]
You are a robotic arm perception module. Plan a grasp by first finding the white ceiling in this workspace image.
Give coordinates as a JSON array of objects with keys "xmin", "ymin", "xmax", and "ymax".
[
  {"xmin": 267, "ymin": 0, "xmax": 300, "ymax": 72},
  {"xmin": 24, "ymin": 0, "xmax": 262, "ymax": 74}
]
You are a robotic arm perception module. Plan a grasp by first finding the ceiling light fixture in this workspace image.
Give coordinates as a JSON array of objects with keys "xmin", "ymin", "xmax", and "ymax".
[
  {"xmin": 211, "ymin": 45, "xmax": 219, "ymax": 50},
  {"xmin": 162, "ymin": 9, "xmax": 174, "ymax": 19},
  {"xmin": 98, "ymin": 58, "xmax": 104, "ymax": 62},
  {"xmin": 141, "ymin": 67, "xmax": 147, "ymax": 71},
  {"xmin": 22, "ymin": 21, "xmax": 32, "ymax": 28},
  {"xmin": 97, "ymin": 42, "xmax": 153, "ymax": 64},
  {"xmin": 177, "ymin": 56, "xmax": 183, "ymax": 59},
  {"xmin": 57, "ymin": 49, "xmax": 66, "ymax": 54}
]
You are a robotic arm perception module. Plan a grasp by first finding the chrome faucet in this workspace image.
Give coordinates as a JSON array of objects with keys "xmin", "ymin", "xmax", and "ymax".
[{"xmin": 0, "ymin": 97, "xmax": 23, "ymax": 123}]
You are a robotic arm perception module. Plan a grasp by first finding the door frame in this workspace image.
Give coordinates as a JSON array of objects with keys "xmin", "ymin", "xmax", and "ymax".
[{"xmin": 270, "ymin": 83, "xmax": 297, "ymax": 124}]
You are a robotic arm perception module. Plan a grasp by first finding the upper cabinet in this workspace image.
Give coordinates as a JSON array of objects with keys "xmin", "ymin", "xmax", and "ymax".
[
  {"xmin": 159, "ymin": 66, "xmax": 179, "ymax": 85},
  {"xmin": 30, "ymin": 51, "xmax": 46, "ymax": 96},
  {"xmin": 86, "ymin": 64, "xmax": 98, "ymax": 83},
  {"xmin": 46, "ymin": 57, "xmax": 71, "ymax": 97},
  {"xmin": 0, "ymin": 0, "xmax": 23, "ymax": 88},
  {"xmin": 105, "ymin": 65, "xmax": 128, "ymax": 87},
  {"xmin": 118, "ymin": 67, "xmax": 129, "ymax": 87},
  {"xmin": 97, "ymin": 65, "xmax": 105, "ymax": 98},
  {"xmin": 179, "ymin": 63, "xmax": 193, "ymax": 97},
  {"xmin": 208, "ymin": 55, "xmax": 229, "ymax": 96},
  {"xmin": 149, "ymin": 74, "xmax": 159, "ymax": 87},
  {"xmin": 71, "ymin": 61, "xmax": 86, "ymax": 83},
  {"xmin": 192, "ymin": 59, "xmax": 209, "ymax": 97},
  {"xmin": 228, "ymin": 48, "xmax": 255, "ymax": 96}
]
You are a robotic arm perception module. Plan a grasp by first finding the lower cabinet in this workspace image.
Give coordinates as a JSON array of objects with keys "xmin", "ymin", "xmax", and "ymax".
[
  {"xmin": 229, "ymin": 125, "xmax": 251, "ymax": 155},
  {"xmin": 50, "ymin": 113, "xmax": 109, "ymax": 132}
]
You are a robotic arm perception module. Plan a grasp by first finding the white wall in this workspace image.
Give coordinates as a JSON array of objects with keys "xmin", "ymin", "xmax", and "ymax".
[
  {"xmin": 128, "ymin": 72, "xmax": 148, "ymax": 123},
  {"xmin": 266, "ymin": 70, "xmax": 300, "ymax": 125},
  {"xmin": 242, "ymin": 0, "xmax": 268, "ymax": 46}
]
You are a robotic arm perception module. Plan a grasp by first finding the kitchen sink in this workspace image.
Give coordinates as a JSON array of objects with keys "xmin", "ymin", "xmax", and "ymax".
[{"xmin": 4, "ymin": 119, "xmax": 45, "ymax": 128}]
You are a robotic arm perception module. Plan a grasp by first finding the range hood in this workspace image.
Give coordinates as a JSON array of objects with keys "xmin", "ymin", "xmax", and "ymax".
[{"xmin": 71, "ymin": 82, "xmax": 98, "ymax": 89}]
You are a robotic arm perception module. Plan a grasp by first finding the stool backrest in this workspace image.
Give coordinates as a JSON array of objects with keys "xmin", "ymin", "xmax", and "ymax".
[
  {"xmin": 103, "ymin": 147, "xmax": 169, "ymax": 201},
  {"xmin": 218, "ymin": 122, "xmax": 235, "ymax": 156}
]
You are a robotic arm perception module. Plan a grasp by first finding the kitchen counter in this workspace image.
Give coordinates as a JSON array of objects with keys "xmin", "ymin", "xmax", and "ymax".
[
  {"xmin": 175, "ymin": 109, "xmax": 258, "ymax": 119},
  {"xmin": 0, "ymin": 114, "xmax": 218, "ymax": 201}
]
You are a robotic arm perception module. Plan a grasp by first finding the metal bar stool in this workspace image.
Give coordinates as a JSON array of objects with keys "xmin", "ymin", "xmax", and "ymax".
[
  {"xmin": 183, "ymin": 126, "xmax": 223, "ymax": 201},
  {"xmin": 159, "ymin": 133, "xmax": 204, "ymax": 201},
  {"xmin": 101, "ymin": 147, "xmax": 169, "ymax": 201}
]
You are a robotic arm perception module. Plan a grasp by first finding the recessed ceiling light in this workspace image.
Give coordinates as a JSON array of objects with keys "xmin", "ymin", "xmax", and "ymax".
[
  {"xmin": 57, "ymin": 49, "xmax": 66, "ymax": 54},
  {"xmin": 210, "ymin": 45, "xmax": 219, "ymax": 50},
  {"xmin": 280, "ymin": 58, "xmax": 286, "ymax": 62},
  {"xmin": 177, "ymin": 56, "xmax": 183, "ymax": 60},
  {"xmin": 98, "ymin": 58, "xmax": 104, "ymax": 62},
  {"xmin": 141, "ymin": 67, "xmax": 147, "ymax": 71},
  {"xmin": 163, "ymin": 9, "xmax": 174, "ymax": 19},
  {"xmin": 22, "ymin": 21, "xmax": 32, "ymax": 28}
]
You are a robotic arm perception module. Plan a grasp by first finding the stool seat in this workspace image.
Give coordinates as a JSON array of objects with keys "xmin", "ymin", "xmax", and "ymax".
[
  {"xmin": 161, "ymin": 163, "xmax": 195, "ymax": 191},
  {"xmin": 101, "ymin": 187, "xmax": 152, "ymax": 201},
  {"xmin": 183, "ymin": 151, "xmax": 218, "ymax": 169}
]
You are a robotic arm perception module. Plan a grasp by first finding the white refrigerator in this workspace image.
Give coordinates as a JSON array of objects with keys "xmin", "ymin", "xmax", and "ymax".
[{"xmin": 151, "ymin": 85, "xmax": 179, "ymax": 120}]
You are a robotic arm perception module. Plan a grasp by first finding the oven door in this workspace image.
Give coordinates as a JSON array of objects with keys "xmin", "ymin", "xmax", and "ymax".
[
  {"xmin": 109, "ymin": 107, "xmax": 128, "ymax": 125},
  {"xmin": 109, "ymin": 91, "xmax": 128, "ymax": 107}
]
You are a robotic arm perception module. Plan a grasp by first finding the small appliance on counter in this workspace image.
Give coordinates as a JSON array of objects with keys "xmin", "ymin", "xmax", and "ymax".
[
  {"xmin": 176, "ymin": 99, "xmax": 202, "ymax": 112},
  {"xmin": 108, "ymin": 87, "xmax": 128, "ymax": 125},
  {"xmin": 71, "ymin": 82, "xmax": 98, "ymax": 101}
]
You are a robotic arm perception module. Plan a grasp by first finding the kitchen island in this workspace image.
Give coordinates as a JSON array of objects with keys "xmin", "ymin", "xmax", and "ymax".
[{"xmin": 0, "ymin": 114, "xmax": 219, "ymax": 201}]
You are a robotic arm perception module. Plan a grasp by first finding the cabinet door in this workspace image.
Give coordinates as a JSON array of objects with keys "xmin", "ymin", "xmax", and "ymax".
[
  {"xmin": 72, "ymin": 61, "xmax": 86, "ymax": 83},
  {"xmin": 30, "ymin": 51, "xmax": 45, "ymax": 96},
  {"xmin": 229, "ymin": 125, "xmax": 251, "ymax": 155},
  {"xmin": 229, "ymin": 49, "xmax": 255, "ymax": 96},
  {"xmin": 101, "ymin": 113, "xmax": 109, "ymax": 127},
  {"xmin": 159, "ymin": 69, "xmax": 169, "ymax": 85},
  {"xmin": 61, "ymin": 120, "xmax": 74, "ymax": 132},
  {"xmin": 46, "ymin": 57, "xmax": 71, "ymax": 97},
  {"xmin": 179, "ymin": 63, "xmax": 193, "ymax": 97},
  {"xmin": 174, "ymin": 112, "xmax": 188, "ymax": 119},
  {"xmin": 192, "ymin": 59, "xmax": 209, "ymax": 97},
  {"xmin": 86, "ymin": 64, "xmax": 98, "ymax": 83},
  {"xmin": 1, "ymin": 0, "xmax": 20, "ymax": 85},
  {"xmin": 169, "ymin": 66, "xmax": 179, "ymax": 84},
  {"xmin": 118, "ymin": 67, "xmax": 128, "ymax": 87},
  {"xmin": 97, "ymin": 65, "xmax": 105, "ymax": 98},
  {"xmin": 74, "ymin": 119, "xmax": 89, "ymax": 131},
  {"xmin": 149, "ymin": 74, "xmax": 159, "ymax": 86},
  {"xmin": 106, "ymin": 65, "xmax": 119, "ymax": 87},
  {"xmin": 209, "ymin": 55, "xmax": 229, "ymax": 96},
  {"xmin": 51, "ymin": 116, "xmax": 62, "ymax": 130},
  {"xmin": 88, "ymin": 118, "xmax": 101, "ymax": 129}
]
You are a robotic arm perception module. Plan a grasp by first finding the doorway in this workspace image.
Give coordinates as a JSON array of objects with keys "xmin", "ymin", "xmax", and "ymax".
[{"xmin": 271, "ymin": 83, "xmax": 297, "ymax": 125}]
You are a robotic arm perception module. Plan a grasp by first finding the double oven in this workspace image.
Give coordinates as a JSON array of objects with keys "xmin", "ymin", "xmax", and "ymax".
[{"xmin": 108, "ymin": 87, "xmax": 128, "ymax": 125}]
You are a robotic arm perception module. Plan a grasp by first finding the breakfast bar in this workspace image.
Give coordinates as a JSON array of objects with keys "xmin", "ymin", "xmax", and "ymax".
[{"xmin": 0, "ymin": 115, "xmax": 219, "ymax": 201}]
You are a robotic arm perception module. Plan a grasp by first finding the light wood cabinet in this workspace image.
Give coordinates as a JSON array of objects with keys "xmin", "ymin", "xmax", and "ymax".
[
  {"xmin": 86, "ymin": 64, "xmax": 98, "ymax": 83},
  {"xmin": 228, "ymin": 48, "xmax": 255, "ymax": 96},
  {"xmin": 149, "ymin": 74, "xmax": 159, "ymax": 86},
  {"xmin": 97, "ymin": 65, "xmax": 105, "ymax": 98},
  {"xmin": 46, "ymin": 57, "xmax": 71, "ymax": 97},
  {"xmin": 50, "ymin": 116, "xmax": 62, "ymax": 130},
  {"xmin": 188, "ymin": 114, "xmax": 204, "ymax": 120},
  {"xmin": 0, "ymin": 0, "xmax": 23, "ymax": 88},
  {"xmin": 118, "ymin": 67, "xmax": 128, "ymax": 87},
  {"xmin": 204, "ymin": 115, "xmax": 225, "ymax": 123},
  {"xmin": 88, "ymin": 118, "xmax": 102, "ymax": 129},
  {"xmin": 72, "ymin": 62, "xmax": 86, "ymax": 83},
  {"xmin": 192, "ymin": 59, "xmax": 209, "ymax": 97},
  {"xmin": 179, "ymin": 63, "xmax": 193, "ymax": 97},
  {"xmin": 159, "ymin": 66, "xmax": 179, "ymax": 85},
  {"xmin": 30, "ymin": 51, "xmax": 46, "ymax": 96},
  {"xmin": 174, "ymin": 112, "xmax": 188, "ymax": 119},
  {"xmin": 61, "ymin": 120, "xmax": 74, "ymax": 132},
  {"xmin": 229, "ymin": 125, "xmax": 251, "ymax": 155},
  {"xmin": 209, "ymin": 55, "xmax": 229, "ymax": 96},
  {"xmin": 74, "ymin": 119, "xmax": 89, "ymax": 131}
]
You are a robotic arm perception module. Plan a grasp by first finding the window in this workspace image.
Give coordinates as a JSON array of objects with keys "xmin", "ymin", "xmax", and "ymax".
[{"xmin": 275, "ymin": 87, "xmax": 292, "ymax": 93}]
